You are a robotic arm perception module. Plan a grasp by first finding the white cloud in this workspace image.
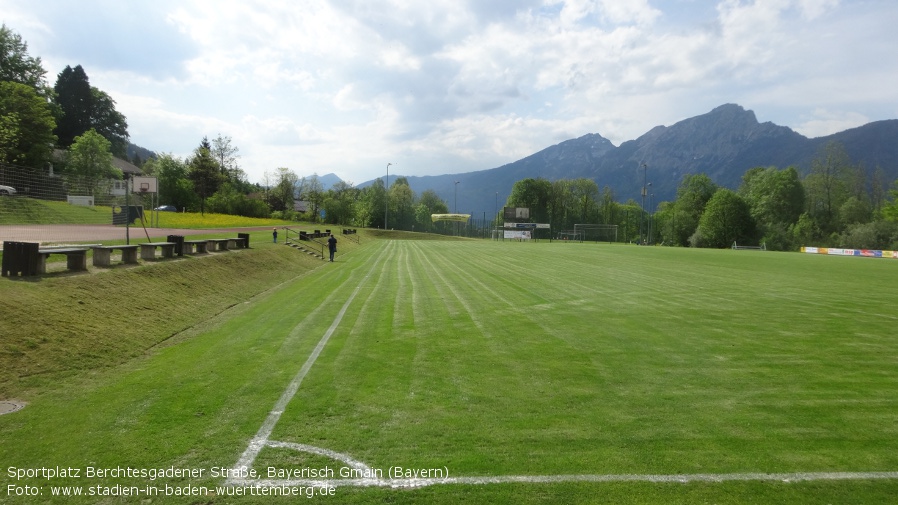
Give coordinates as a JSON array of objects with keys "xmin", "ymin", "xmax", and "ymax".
[
  {"xmin": 794, "ymin": 109, "xmax": 869, "ymax": 138},
  {"xmin": 1, "ymin": 0, "xmax": 896, "ymax": 185}
]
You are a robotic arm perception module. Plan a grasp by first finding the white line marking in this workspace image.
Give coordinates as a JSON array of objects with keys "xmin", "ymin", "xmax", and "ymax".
[
  {"xmin": 227, "ymin": 243, "xmax": 390, "ymax": 484},
  {"xmin": 229, "ymin": 471, "xmax": 898, "ymax": 489},
  {"xmin": 264, "ymin": 441, "xmax": 373, "ymax": 473}
]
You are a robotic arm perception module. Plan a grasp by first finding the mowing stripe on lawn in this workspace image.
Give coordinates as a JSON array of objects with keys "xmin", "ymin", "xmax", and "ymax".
[
  {"xmin": 227, "ymin": 241, "xmax": 898, "ymax": 490},
  {"xmin": 227, "ymin": 241, "xmax": 393, "ymax": 483}
]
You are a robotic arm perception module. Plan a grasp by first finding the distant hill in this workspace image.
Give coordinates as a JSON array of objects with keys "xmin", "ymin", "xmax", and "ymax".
[
  {"xmin": 126, "ymin": 143, "xmax": 157, "ymax": 166},
  {"xmin": 362, "ymin": 104, "xmax": 898, "ymax": 216},
  {"xmin": 316, "ymin": 173, "xmax": 343, "ymax": 191}
]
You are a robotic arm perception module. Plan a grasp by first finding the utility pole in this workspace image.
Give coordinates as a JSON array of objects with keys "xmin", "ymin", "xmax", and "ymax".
[
  {"xmin": 640, "ymin": 163, "xmax": 647, "ymax": 244},
  {"xmin": 384, "ymin": 162, "xmax": 391, "ymax": 229}
]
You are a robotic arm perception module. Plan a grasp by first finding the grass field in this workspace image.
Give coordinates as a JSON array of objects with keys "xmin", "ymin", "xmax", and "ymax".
[{"xmin": 2, "ymin": 238, "xmax": 898, "ymax": 503}]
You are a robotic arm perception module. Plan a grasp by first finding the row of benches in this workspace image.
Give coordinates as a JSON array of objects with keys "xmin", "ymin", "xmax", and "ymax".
[
  {"xmin": 2, "ymin": 235, "xmax": 249, "ymax": 277},
  {"xmin": 298, "ymin": 229, "xmax": 357, "ymax": 240}
]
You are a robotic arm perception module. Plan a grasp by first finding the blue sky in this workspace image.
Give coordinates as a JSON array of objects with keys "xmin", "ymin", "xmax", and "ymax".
[{"xmin": 2, "ymin": 0, "xmax": 896, "ymax": 185}]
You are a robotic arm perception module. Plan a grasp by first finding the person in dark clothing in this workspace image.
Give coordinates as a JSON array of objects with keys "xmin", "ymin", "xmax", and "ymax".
[
  {"xmin": 273, "ymin": 227, "xmax": 278, "ymax": 243},
  {"xmin": 327, "ymin": 233, "xmax": 337, "ymax": 262}
]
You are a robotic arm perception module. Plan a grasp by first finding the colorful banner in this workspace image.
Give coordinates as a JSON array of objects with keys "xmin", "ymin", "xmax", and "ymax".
[
  {"xmin": 802, "ymin": 247, "xmax": 896, "ymax": 259},
  {"xmin": 504, "ymin": 230, "xmax": 532, "ymax": 240}
]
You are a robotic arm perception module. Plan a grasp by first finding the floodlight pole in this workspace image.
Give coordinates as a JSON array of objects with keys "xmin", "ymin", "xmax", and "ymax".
[
  {"xmin": 385, "ymin": 162, "xmax": 391, "ymax": 230},
  {"xmin": 495, "ymin": 191, "xmax": 498, "ymax": 241},
  {"xmin": 640, "ymin": 163, "xmax": 647, "ymax": 245}
]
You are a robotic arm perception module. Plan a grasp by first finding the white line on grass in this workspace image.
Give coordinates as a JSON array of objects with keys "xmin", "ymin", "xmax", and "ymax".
[
  {"xmin": 230, "ymin": 468, "xmax": 898, "ymax": 488},
  {"xmin": 227, "ymin": 242, "xmax": 391, "ymax": 485}
]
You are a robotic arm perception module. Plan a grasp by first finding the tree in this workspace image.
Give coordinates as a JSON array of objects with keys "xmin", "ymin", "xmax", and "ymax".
[
  {"xmin": 53, "ymin": 65, "xmax": 93, "ymax": 148},
  {"xmin": 143, "ymin": 153, "xmax": 195, "ymax": 210},
  {"xmin": 53, "ymin": 65, "xmax": 130, "ymax": 155},
  {"xmin": 303, "ymin": 174, "xmax": 324, "ymax": 221},
  {"xmin": 0, "ymin": 81, "xmax": 57, "ymax": 166},
  {"xmin": 268, "ymin": 167, "xmax": 298, "ymax": 212},
  {"xmin": 206, "ymin": 182, "xmax": 270, "ymax": 218},
  {"xmin": 0, "ymin": 113, "xmax": 16, "ymax": 162},
  {"xmin": 356, "ymin": 179, "xmax": 386, "ymax": 228},
  {"xmin": 389, "ymin": 179, "xmax": 416, "ymax": 230},
  {"xmin": 415, "ymin": 189, "xmax": 449, "ymax": 232},
  {"xmin": 740, "ymin": 166, "xmax": 805, "ymax": 225},
  {"xmin": 739, "ymin": 166, "xmax": 805, "ymax": 250},
  {"xmin": 188, "ymin": 137, "xmax": 223, "ymax": 214},
  {"xmin": 65, "ymin": 129, "xmax": 121, "ymax": 197},
  {"xmin": 696, "ymin": 189, "xmax": 756, "ymax": 248},
  {"xmin": 211, "ymin": 133, "xmax": 244, "ymax": 183},
  {"xmin": 90, "ymin": 87, "xmax": 129, "ymax": 158},
  {"xmin": 599, "ymin": 186, "xmax": 616, "ymax": 224},
  {"xmin": 671, "ymin": 173, "xmax": 717, "ymax": 246},
  {"xmin": 804, "ymin": 141, "xmax": 853, "ymax": 235},
  {"xmin": 323, "ymin": 181, "xmax": 358, "ymax": 225},
  {"xmin": 0, "ymin": 24, "xmax": 51, "ymax": 98},
  {"xmin": 570, "ymin": 178, "xmax": 600, "ymax": 224},
  {"xmin": 507, "ymin": 178, "xmax": 552, "ymax": 224},
  {"xmin": 883, "ymin": 180, "xmax": 898, "ymax": 223}
]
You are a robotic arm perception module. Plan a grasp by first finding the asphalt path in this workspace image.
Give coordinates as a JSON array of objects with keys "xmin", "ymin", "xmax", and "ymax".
[{"xmin": 0, "ymin": 224, "xmax": 273, "ymax": 244}]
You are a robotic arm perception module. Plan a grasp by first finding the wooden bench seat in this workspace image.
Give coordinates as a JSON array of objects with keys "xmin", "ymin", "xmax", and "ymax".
[{"xmin": 90, "ymin": 245, "xmax": 140, "ymax": 266}]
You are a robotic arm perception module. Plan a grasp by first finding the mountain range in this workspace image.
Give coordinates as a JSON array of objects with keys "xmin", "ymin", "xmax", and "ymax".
[{"xmin": 363, "ymin": 104, "xmax": 898, "ymax": 217}]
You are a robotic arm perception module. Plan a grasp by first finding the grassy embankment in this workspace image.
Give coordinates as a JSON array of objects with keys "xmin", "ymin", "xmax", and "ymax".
[{"xmin": 0, "ymin": 197, "xmax": 384, "ymax": 397}]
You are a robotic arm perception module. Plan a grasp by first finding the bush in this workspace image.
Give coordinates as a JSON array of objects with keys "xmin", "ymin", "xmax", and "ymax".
[
  {"xmin": 837, "ymin": 221, "xmax": 898, "ymax": 249},
  {"xmin": 206, "ymin": 183, "xmax": 271, "ymax": 218}
]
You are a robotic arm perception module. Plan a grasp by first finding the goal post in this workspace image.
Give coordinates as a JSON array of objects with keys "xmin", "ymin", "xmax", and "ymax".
[{"xmin": 573, "ymin": 224, "xmax": 618, "ymax": 244}]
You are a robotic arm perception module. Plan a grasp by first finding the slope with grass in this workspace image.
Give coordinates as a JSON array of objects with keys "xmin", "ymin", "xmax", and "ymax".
[
  {"xmin": 1, "ymin": 239, "xmax": 897, "ymax": 504},
  {"xmin": 0, "ymin": 230, "xmax": 360, "ymax": 397}
]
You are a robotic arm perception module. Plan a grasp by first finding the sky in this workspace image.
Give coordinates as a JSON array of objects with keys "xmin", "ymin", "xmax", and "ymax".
[{"xmin": 2, "ymin": 0, "xmax": 897, "ymax": 185}]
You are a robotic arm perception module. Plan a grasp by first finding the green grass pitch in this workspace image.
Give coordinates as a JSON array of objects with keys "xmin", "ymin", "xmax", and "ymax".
[{"xmin": 2, "ymin": 239, "xmax": 898, "ymax": 503}]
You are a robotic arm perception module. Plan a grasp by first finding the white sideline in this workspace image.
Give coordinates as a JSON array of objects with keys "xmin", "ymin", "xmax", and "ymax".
[
  {"xmin": 227, "ymin": 244, "xmax": 390, "ymax": 485},
  {"xmin": 230, "ymin": 468, "xmax": 898, "ymax": 489}
]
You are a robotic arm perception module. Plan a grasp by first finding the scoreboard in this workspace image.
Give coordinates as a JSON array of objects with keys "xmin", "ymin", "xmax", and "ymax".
[{"xmin": 503, "ymin": 207, "xmax": 530, "ymax": 220}]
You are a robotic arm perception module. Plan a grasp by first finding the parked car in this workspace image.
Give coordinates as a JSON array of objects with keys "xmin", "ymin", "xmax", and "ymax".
[
  {"xmin": 154, "ymin": 205, "xmax": 177, "ymax": 212},
  {"xmin": 0, "ymin": 184, "xmax": 15, "ymax": 196}
]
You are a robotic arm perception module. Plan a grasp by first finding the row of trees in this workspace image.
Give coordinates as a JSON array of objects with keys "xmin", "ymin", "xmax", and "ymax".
[
  {"xmin": 143, "ymin": 144, "xmax": 458, "ymax": 233},
  {"xmin": 504, "ymin": 142, "xmax": 898, "ymax": 250}
]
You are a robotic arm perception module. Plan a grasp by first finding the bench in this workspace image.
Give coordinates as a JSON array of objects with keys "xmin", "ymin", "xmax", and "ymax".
[
  {"xmin": 90, "ymin": 245, "xmax": 140, "ymax": 267},
  {"xmin": 207, "ymin": 238, "xmax": 231, "ymax": 251},
  {"xmin": 228, "ymin": 237, "xmax": 248, "ymax": 249},
  {"xmin": 36, "ymin": 247, "xmax": 89, "ymax": 274},
  {"xmin": 207, "ymin": 237, "xmax": 248, "ymax": 251},
  {"xmin": 139, "ymin": 242, "xmax": 177, "ymax": 260},
  {"xmin": 183, "ymin": 240, "xmax": 210, "ymax": 254}
]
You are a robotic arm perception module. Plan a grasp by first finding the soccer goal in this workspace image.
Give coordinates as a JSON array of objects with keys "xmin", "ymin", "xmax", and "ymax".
[
  {"xmin": 556, "ymin": 230, "xmax": 583, "ymax": 242},
  {"xmin": 574, "ymin": 224, "xmax": 618, "ymax": 244},
  {"xmin": 731, "ymin": 242, "xmax": 766, "ymax": 251}
]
